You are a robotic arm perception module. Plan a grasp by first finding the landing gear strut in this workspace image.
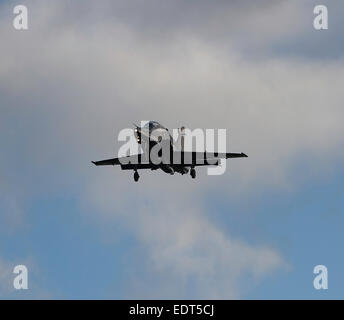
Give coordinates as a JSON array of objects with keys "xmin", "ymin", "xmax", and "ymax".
[
  {"xmin": 134, "ymin": 170, "xmax": 140, "ymax": 182},
  {"xmin": 190, "ymin": 168, "xmax": 196, "ymax": 179}
]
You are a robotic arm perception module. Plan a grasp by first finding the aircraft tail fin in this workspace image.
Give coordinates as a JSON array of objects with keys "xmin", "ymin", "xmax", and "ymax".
[{"xmin": 174, "ymin": 127, "xmax": 186, "ymax": 151}]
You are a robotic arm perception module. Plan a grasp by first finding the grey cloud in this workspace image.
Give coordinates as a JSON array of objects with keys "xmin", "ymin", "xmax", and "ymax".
[
  {"xmin": 1, "ymin": 0, "xmax": 343, "ymax": 298},
  {"xmin": 24, "ymin": 0, "xmax": 343, "ymax": 60}
]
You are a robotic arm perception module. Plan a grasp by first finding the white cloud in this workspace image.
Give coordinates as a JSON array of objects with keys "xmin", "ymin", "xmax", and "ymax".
[{"xmin": 136, "ymin": 200, "xmax": 284, "ymax": 298}]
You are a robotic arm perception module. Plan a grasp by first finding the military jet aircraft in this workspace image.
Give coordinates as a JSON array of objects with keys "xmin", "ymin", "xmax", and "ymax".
[{"xmin": 92, "ymin": 121, "xmax": 247, "ymax": 181}]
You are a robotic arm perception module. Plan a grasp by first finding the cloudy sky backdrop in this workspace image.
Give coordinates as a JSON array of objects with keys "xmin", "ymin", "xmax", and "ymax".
[{"xmin": 1, "ymin": 0, "xmax": 344, "ymax": 298}]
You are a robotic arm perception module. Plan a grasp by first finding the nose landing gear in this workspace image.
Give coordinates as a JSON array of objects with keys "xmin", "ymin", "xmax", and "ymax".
[
  {"xmin": 190, "ymin": 168, "xmax": 196, "ymax": 179},
  {"xmin": 134, "ymin": 170, "xmax": 140, "ymax": 182}
]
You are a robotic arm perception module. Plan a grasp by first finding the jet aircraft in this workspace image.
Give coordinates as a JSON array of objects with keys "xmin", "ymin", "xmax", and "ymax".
[{"xmin": 92, "ymin": 121, "xmax": 247, "ymax": 181}]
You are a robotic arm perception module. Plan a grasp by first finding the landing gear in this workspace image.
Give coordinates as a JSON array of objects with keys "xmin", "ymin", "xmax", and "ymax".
[
  {"xmin": 190, "ymin": 168, "xmax": 196, "ymax": 179},
  {"xmin": 134, "ymin": 171, "xmax": 140, "ymax": 182}
]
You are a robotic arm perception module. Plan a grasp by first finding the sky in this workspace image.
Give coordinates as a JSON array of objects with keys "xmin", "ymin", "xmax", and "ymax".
[{"xmin": 0, "ymin": 0, "xmax": 344, "ymax": 299}]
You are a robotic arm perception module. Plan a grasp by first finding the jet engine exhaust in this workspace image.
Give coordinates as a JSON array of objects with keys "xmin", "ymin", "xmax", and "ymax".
[{"xmin": 161, "ymin": 165, "xmax": 175, "ymax": 175}]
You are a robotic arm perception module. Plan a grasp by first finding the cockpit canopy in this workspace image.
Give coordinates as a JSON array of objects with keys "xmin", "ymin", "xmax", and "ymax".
[{"xmin": 144, "ymin": 121, "xmax": 166, "ymax": 132}]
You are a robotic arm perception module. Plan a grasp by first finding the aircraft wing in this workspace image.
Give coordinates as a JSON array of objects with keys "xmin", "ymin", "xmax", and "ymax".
[
  {"xmin": 172, "ymin": 151, "xmax": 248, "ymax": 166},
  {"xmin": 92, "ymin": 154, "xmax": 145, "ymax": 166},
  {"xmin": 222, "ymin": 152, "xmax": 248, "ymax": 158},
  {"xmin": 92, "ymin": 152, "xmax": 247, "ymax": 168},
  {"xmin": 92, "ymin": 158, "xmax": 120, "ymax": 166}
]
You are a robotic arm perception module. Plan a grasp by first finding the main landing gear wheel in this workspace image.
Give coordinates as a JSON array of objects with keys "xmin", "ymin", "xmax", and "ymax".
[
  {"xmin": 190, "ymin": 168, "xmax": 196, "ymax": 179},
  {"xmin": 134, "ymin": 171, "xmax": 140, "ymax": 182}
]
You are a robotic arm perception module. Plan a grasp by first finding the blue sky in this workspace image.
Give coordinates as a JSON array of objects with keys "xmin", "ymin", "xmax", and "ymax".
[
  {"xmin": 2, "ymin": 164, "xmax": 343, "ymax": 299},
  {"xmin": 1, "ymin": 0, "xmax": 344, "ymax": 299}
]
